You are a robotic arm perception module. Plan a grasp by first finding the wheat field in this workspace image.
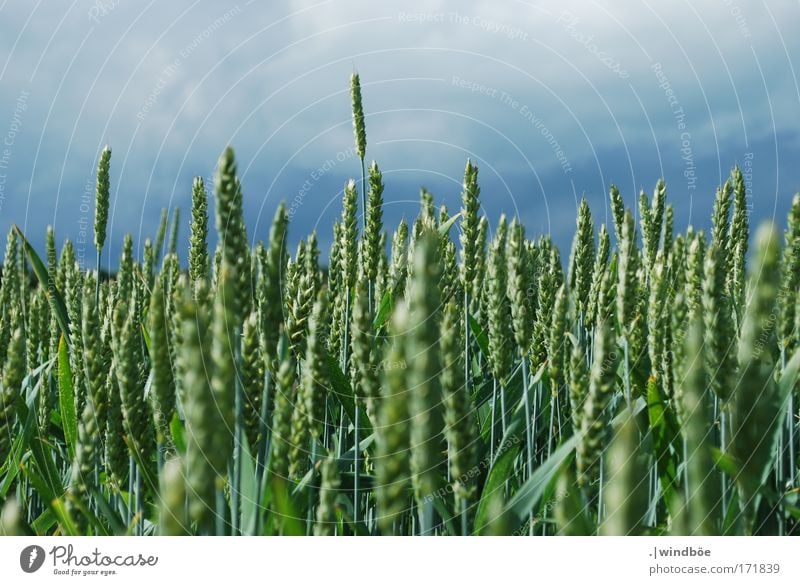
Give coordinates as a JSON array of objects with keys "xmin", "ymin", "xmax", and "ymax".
[{"xmin": 0, "ymin": 75, "xmax": 798, "ymax": 536}]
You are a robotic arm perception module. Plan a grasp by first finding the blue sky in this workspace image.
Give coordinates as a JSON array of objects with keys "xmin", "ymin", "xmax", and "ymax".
[{"xmin": 1, "ymin": 0, "xmax": 799, "ymax": 265}]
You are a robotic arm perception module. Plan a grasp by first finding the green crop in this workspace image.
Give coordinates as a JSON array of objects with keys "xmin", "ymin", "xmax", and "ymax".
[{"xmin": 0, "ymin": 76, "xmax": 799, "ymax": 537}]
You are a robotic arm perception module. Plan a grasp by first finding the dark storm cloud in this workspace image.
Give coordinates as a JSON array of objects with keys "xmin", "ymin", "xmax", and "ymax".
[{"xmin": 0, "ymin": 0, "xmax": 798, "ymax": 263}]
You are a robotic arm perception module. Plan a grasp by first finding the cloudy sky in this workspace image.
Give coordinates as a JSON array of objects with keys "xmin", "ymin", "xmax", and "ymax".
[{"xmin": 1, "ymin": 0, "xmax": 799, "ymax": 264}]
